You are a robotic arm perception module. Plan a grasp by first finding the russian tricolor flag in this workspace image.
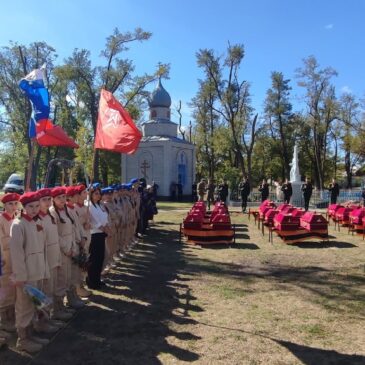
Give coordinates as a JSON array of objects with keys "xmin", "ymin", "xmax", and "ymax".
[
  {"xmin": 18, "ymin": 65, "xmax": 78, "ymax": 148},
  {"xmin": 19, "ymin": 64, "xmax": 50, "ymax": 137}
]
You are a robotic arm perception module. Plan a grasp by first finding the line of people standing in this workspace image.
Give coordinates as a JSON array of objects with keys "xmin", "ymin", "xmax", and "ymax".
[
  {"xmin": 0, "ymin": 179, "xmax": 157, "ymax": 353},
  {"xmin": 196, "ymin": 179, "xmax": 229, "ymax": 208}
]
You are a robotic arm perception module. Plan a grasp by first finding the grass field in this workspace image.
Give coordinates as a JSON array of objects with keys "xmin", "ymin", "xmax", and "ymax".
[{"xmin": 1, "ymin": 204, "xmax": 364, "ymax": 364}]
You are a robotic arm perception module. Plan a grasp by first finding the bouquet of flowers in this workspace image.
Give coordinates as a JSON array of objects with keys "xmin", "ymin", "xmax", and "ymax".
[
  {"xmin": 71, "ymin": 247, "xmax": 90, "ymax": 272},
  {"xmin": 23, "ymin": 284, "xmax": 52, "ymax": 310}
]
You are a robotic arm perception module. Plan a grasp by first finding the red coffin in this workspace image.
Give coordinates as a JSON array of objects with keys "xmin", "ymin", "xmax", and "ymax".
[
  {"xmin": 282, "ymin": 206, "xmax": 296, "ymax": 214},
  {"xmin": 300, "ymin": 212, "xmax": 328, "ymax": 231},
  {"xmin": 264, "ymin": 208, "xmax": 279, "ymax": 224},
  {"xmin": 274, "ymin": 212, "xmax": 300, "ymax": 231},
  {"xmin": 186, "ymin": 213, "xmax": 204, "ymax": 222},
  {"xmin": 350, "ymin": 207, "xmax": 365, "ymax": 224},
  {"xmin": 211, "ymin": 208, "xmax": 229, "ymax": 220},
  {"xmin": 328, "ymin": 204, "xmax": 343, "ymax": 218},
  {"xmin": 259, "ymin": 200, "xmax": 276, "ymax": 212},
  {"xmin": 335, "ymin": 207, "xmax": 353, "ymax": 221},
  {"xmin": 277, "ymin": 203, "xmax": 292, "ymax": 212},
  {"xmin": 291, "ymin": 209, "xmax": 305, "ymax": 218},
  {"xmin": 259, "ymin": 202, "xmax": 276, "ymax": 219}
]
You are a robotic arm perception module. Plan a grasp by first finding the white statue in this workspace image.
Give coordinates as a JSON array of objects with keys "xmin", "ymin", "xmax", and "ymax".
[{"xmin": 290, "ymin": 143, "xmax": 301, "ymax": 182}]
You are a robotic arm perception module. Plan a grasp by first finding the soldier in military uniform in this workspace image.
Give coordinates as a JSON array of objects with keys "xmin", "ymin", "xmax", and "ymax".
[
  {"xmin": 238, "ymin": 177, "xmax": 250, "ymax": 212},
  {"xmin": 328, "ymin": 178, "xmax": 340, "ymax": 204},
  {"xmin": 301, "ymin": 177, "xmax": 313, "ymax": 211},
  {"xmin": 206, "ymin": 179, "xmax": 216, "ymax": 210},
  {"xmin": 281, "ymin": 179, "xmax": 293, "ymax": 204},
  {"xmin": 258, "ymin": 179, "xmax": 269, "ymax": 202}
]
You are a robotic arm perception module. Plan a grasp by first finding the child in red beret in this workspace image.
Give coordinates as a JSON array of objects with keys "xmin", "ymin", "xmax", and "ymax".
[
  {"xmin": 9, "ymin": 192, "xmax": 50, "ymax": 353},
  {"xmin": 0, "ymin": 193, "xmax": 20, "ymax": 346}
]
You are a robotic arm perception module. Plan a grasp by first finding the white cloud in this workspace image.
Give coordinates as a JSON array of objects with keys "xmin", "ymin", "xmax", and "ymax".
[
  {"xmin": 341, "ymin": 86, "xmax": 352, "ymax": 94},
  {"xmin": 325, "ymin": 24, "xmax": 334, "ymax": 30}
]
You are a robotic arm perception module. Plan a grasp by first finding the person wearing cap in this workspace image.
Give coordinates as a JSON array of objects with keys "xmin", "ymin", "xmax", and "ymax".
[
  {"xmin": 49, "ymin": 187, "xmax": 78, "ymax": 318},
  {"xmin": 86, "ymin": 185, "xmax": 109, "ymax": 290},
  {"xmin": 0, "ymin": 193, "xmax": 20, "ymax": 345},
  {"xmin": 9, "ymin": 191, "xmax": 50, "ymax": 353},
  {"xmin": 125, "ymin": 185, "xmax": 137, "ymax": 247},
  {"xmin": 62, "ymin": 186, "xmax": 86, "ymax": 308},
  {"xmin": 37, "ymin": 188, "xmax": 67, "ymax": 328},
  {"xmin": 101, "ymin": 187, "xmax": 119, "ymax": 271},
  {"xmin": 112, "ymin": 186, "xmax": 123, "ymax": 258},
  {"xmin": 73, "ymin": 184, "xmax": 92, "ymax": 298},
  {"xmin": 130, "ymin": 187, "xmax": 140, "ymax": 245},
  {"xmin": 197, "ymin": 179, "xmax": 207, "ymax": 202}
]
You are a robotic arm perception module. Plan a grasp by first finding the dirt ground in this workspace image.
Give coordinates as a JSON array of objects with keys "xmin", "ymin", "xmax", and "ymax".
[{"xmin": 1, "ymin": 205, "xmax": 364, "ymax": 365}]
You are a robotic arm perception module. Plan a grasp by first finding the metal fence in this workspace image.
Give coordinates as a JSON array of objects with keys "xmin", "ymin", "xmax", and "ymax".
[{"xmin": 230, "ymin": 188, "xmax": 364, "ymax": 208}]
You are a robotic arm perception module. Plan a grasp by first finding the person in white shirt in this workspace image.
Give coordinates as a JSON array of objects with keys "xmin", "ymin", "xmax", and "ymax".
[{"xmin": 86, "ymin": 185, "xmax": 109, "ymax": 290}]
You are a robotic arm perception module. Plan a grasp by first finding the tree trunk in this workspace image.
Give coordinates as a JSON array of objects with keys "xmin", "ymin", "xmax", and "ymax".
[{"xmin": 345, "ymin": 151, "xmax": 352, "ymax": 188}]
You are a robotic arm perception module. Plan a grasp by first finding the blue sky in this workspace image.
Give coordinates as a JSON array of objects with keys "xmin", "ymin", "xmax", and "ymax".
[{"xmin": 0, "ymin": 0, "xmax": 364, "ymax": 124}]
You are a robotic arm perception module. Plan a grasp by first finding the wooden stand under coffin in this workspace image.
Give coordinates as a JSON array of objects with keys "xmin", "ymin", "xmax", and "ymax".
[
  {"xmin": 271, "ymin": 227, "xmax": 329, "ymax": 244},
  {"xmin": 268, "ymin": 210, "xmax": 329, "ymax": 244}
]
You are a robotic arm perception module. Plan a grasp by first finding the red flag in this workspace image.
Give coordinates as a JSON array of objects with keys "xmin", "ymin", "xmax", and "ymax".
[
  {"xmin": 35, "ymin": 119, "xmax": 79, "ymax": 148},
  {"xmin": 94, "ymin": 89, "xmax": 142, "ymax": 154}
]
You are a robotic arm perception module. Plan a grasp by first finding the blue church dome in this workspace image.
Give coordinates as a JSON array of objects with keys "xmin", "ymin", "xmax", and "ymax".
[{"xmin": 149, "ymin": 78, "xmax": 171, "ymax": 108}]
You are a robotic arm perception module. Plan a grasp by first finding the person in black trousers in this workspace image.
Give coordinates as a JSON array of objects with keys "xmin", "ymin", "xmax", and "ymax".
[
  {"xmin": 218, "ymin": 180, "xmax": 229, "ymax": 204},
  {"xmin": 87, "ymin": 186, "xmax": 109, "ymax": 290},
  {"xmin": 301, "ymin": 177, "xmax": 313, "ymax": 211},
  {"xmin": 238, "ymin": 176, "xmax": 250, "ymax": 212},
  {"xmin": 258, "ymin": 179, "xmax": 269, "ymax": 202},
  {"xmin": 281, "ymin": 178, "xmax": 293, "ymax": 204},
  {"xmin": 328, "ymin": 178, "xmax": 340, "ymax": 204}
]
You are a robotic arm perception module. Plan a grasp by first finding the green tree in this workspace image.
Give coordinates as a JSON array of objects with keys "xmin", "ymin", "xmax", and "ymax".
[
  {"xmin": 195, "ymin": 44, "xmax": 259, "ymax": 185},
  {"xmin": 0, "ymin": 41, "xmax": 58, "ymax": 189},
  {"xmin": 58, "ymin": 28, "xmax": 169, "ymax": 183},
  {"xmin": 296, "ymin": 56, "xmax": 339, "ymax": 189},
  {"xmin": 191, "ymin": 79, "xmax": 220, "ymax": 180},
  {"xmin": 264, "ymin": 71, "xmax": 294, "ymax": 180},
  {"xmin": 338, "ymin": 92, "xmax": 363, "ymax": 188}
]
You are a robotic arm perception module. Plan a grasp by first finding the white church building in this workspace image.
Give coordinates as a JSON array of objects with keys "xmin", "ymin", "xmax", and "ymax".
[{"xmin": 121, "ymin": 79, "xmax": 196, "ymax": 198}]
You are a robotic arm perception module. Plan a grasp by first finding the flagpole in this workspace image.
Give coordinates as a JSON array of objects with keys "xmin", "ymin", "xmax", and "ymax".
[{"xmin": 25, "ymin": 139, "xmax": 36, "ymax": 192}]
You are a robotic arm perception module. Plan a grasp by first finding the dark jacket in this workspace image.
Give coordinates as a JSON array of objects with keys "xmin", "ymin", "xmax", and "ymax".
[
  {"xmin": 301, "ymin": 182, "xmax": 313, "ymax": 197},
  {"xmin": 281, "ymin": 182, "xmax": 293, "ymax": 197},
  {"xmin": 328, "ymin": 183, "xmax": 340, "ymax": 198},
  {"xmin": 258, "ymin": 183, "xmax": 269, "ymax": 200},
  {"xmin": 218, "ymin": 183, "xmax": 229, "ymax": 200},
  {"xmin": 238, "ymin": 181, "xmax": 250, "ymax": 197}
]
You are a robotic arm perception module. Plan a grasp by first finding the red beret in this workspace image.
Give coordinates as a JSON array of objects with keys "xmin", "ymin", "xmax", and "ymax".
[
  {"xmin": 66, "ymin": 186, "xmax": 77, "ymax": 197},
  {"xmin": 19, "ymin": 192, "xmax": 40, "ymax": 206},
  {"xmin": 75, "ymin": 184, "xmax": 86, "ymax": 194},
  {"xmin": 51, "ymin": 187, "xmax": 67, "ymax": 198},
  {"xmin": 37, "ymin": 188, "xmax": 52, "ymax": 198},
  {"xmin": 1, "ymin": 193, "xmax": 20, "ymax": 204}
]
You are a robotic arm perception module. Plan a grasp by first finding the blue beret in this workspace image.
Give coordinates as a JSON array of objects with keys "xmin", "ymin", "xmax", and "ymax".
[
  {"xmin": 130, "ymin": 178, "xmax": 138, "ymax": 184},
  {"xmin": 89, "ymin": 182, "xmax": 101, "ymax": 190},
  {"xmin": 125, "ymin": 183, "xmax": 132, "ymax": 190},
  {"xmin": 101, "ymin": 187, "xmax": 113, "ymax": 195}
]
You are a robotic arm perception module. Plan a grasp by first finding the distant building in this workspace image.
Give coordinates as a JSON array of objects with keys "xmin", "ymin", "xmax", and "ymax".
[{"xmin": 121, "ymin": 78, "xmax": 195, "ymax": 197}]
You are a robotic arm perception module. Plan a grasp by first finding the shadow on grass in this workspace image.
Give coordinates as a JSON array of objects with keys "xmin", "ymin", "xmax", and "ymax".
[
  {"xmin": 182, "ymin": 256, "xmax": 365, "ymax": 315},
  {"xmin": 185, "ymin": 320, "xmax": 365, "ymax": 365},
  {"xmin": 291, "ymin": 241, "xmax": 358, "ymax": 249},
  {"xmin": 274, "ymin": 339, "xmax": 365, "ymax": 365},
  {"xmin": 1, "ymin": 226, "xmax": 201, "ymax": 365}
]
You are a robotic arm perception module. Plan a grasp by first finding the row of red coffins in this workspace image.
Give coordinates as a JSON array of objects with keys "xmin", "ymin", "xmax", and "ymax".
[
  {"xmin": 327, "ymin": 203, "xmax": 365, "ymax": 228},
  {"xmin": 183, "ymin": 201, "xmax": 231, "ymax": 229},
  {"xmin": 258, "ymin": 200, "xmax": 328, "ymax": 232}
]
